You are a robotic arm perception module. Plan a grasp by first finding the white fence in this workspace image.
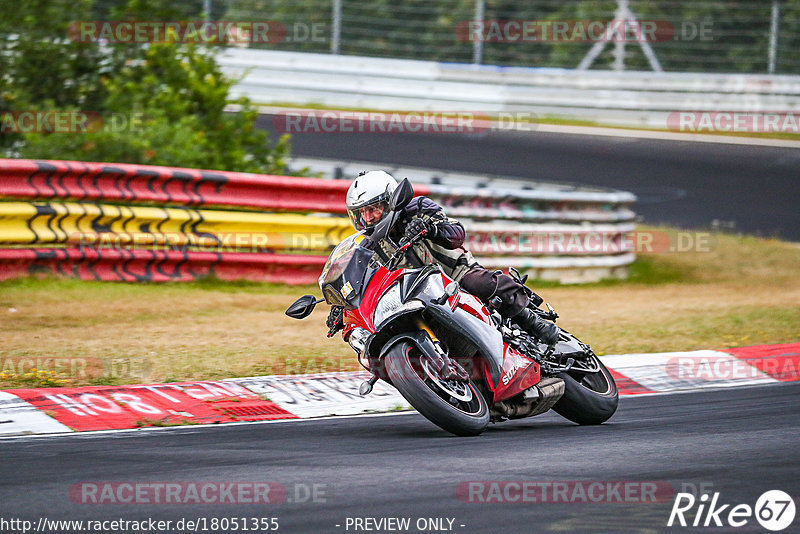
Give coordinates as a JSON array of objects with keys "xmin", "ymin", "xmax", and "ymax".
[{"xmin": 220, "ymin": 49, "xmax": 800, "ymax": 128}]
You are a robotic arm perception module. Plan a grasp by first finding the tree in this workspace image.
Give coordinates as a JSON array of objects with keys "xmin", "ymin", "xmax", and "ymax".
[
  {"xmin": 17, "ymin": 43, "xmax": 293, "ymax": 173},
  {"xmin": 2, "ymin": 0, "xmax": 296, "ymax": 174},
  {"xmin": 0, "ymin": 0, "xmax": 111, "ymax": 151}
]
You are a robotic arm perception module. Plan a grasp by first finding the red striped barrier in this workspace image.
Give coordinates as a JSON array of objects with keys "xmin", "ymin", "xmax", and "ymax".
[
  {"xmin": 0, "ymin": 158, "xmax": 634, "ymax": 284},
  {"xmin": 0, "ymin": 159, "xmax": 431, "ymax": 213},
  {"xmin": 0, "ymin": 248, "xmax": 326, "ymax": 284}
]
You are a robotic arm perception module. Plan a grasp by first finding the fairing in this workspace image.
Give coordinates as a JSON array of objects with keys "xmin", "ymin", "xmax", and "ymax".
[
  {"xmin": 325, "ymin": 234, "xmax": 542, "ymax": 405},
  {"xmin": 422, "ymin": 303, "xmax": 506, "ymax": 388},
  {"xmin": 318, "ymin": 232, "xmax": 378, "ymax": 309}
]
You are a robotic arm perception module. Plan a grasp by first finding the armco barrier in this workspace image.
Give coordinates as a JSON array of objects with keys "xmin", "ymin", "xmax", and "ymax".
[
  {"xmin": 0, "ymin": 158, "xmax": 637, "ymax": 284},
  {"xmin": 291, "ymin": 156, "xmax": 637, "ymax": 224},
  {"xmin": 0, "ymin": 248, "xmax": 327, "ymax": 284},
  {"xmin": 0, "ymin": 202, "xmax": 633, "ymax": 256},
  {"xmin": 219, "ymin": 49, "xmax": 800, "ymax": 128},
  {"xmin": 0, "ymin": 248, "xmax": 633, "ymax": 285},
  {"xmin": 0, "ymin": 158, "xmax": 355, "ymax": 213},
  {"xmin": 0, "ymin": 201, "xmax": 353, "ymax": 251},
  {"xmin": 0, "ymin": 158, "xmax": 634, "ymax": 223}
]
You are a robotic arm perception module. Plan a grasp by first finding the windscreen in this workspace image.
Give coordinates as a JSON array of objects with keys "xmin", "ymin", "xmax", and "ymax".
[{"xmin": 318, "ymin": 233, "xmax": 379, "ymax": 308}]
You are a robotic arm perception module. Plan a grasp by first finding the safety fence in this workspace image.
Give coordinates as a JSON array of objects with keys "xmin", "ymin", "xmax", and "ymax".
[
  {"xmin": 218, "ymin": 0, "xmax": 799, "ymax": 75},
  {"xmin": 0, "ymin": 159, "xmax": 636, "ymax": 284}
]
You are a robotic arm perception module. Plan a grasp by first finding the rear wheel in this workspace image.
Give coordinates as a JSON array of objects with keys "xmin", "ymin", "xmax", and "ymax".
[
  {"xmin": 552, "ymin": 354, "xmax": 618, "ymax": 425},
  {"xmin": 384, "ymin": 341, "xmax": 489, "ymax": 436}
]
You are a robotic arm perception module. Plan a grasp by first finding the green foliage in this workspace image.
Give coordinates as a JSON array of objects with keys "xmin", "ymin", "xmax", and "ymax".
[
  {"xmin": 18, "ymin": 43, "xmax": 293, "ymax": 173},
  {"xmin": 0, "ymin": 0, "xmax": 113, "ymax": 150},
  {"xmin": 0, "ymin": 0, "xmax": 110, "ymax": 109},
  {"xmin": 1, "ymin": 0, "xmax": 295, "ymax": 174}
]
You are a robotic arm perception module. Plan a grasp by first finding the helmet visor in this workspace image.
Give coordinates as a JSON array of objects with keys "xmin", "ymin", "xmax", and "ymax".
[{"xmin": 348, "ymin": 200, "xmax": 389, "ymax": 232}]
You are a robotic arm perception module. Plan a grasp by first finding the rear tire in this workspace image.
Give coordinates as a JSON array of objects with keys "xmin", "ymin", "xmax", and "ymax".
[
  {"xmin": 552, "ymin": 356, "xmax": 618, "ymax": 425},
  {"xmin": 384, "ymin": 341, "xmax": 489, "ymax": 436}
]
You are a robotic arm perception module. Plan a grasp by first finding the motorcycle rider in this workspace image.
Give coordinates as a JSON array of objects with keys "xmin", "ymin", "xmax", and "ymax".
[{"xmin": 331, "ymin": 170, "xmax": 560, "ymax": 347}]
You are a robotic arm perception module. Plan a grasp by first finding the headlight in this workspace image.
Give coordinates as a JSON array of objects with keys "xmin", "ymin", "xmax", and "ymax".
[
  {"xmin": 348, "ymin": 327, "xmax": 372, "ymax": 370},
  {"xmin": 374, "ymin": 284, "xmax": 424, "ymax": 330},
  {"xmin": 348, "ymin": 327, "xmax": 370, "ymax": 355}
]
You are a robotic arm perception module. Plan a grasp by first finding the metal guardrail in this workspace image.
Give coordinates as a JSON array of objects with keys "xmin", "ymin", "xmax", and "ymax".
[
  {"xmin": 0, "ymin": 201, "xmax": 353, "ymax": 251},
  {"xmin": 220, "ymin": 49, "xmax": 800, "ymax": 127},
  {"xmin": 0, "ymin": 159, "xmax": 638, "ymax": 284},
  {"xmin": 289, "ymin": 157, "xmax": 637, "ymax": 223},
  {"xmin": 291, "ymin": 157, "xmax": 638, "ymax": 282},
  {"xmin": 0, "ymin": 159, "xmax": 350, "ymax": 213},
  {"xmin": 0, "ymin": 248, "xmax": 327, "ymax": 284}
]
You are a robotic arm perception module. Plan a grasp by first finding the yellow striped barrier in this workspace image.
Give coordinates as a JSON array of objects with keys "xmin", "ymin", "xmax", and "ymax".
[{"xmin": 0, "ymin": 201, "xmax": 354, "ymax": 252}]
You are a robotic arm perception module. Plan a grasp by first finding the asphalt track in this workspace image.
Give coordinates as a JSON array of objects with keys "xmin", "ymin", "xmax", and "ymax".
[
  {"xmin": 2, "ymin": 382, "xmax": 798, "ymax": 533},
  {"xmin": 255, "ymin": 115, "xmax": 800, "ymax": 241}
]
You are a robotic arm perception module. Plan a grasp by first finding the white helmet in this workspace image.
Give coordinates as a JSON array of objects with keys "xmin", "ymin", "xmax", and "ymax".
[{"xmin": 346, "ymin": 170, "xmax": 398, "ymax": 233}]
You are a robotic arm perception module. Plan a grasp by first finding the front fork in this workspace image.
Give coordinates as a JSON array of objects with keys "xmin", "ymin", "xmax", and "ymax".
[
  {"xmin": 359, "ymin": 318, "xmax": 468, "ymax": 396},
  {"xmin": 416, "ymin": 319, "xmax": 469, "ymax": 381}
]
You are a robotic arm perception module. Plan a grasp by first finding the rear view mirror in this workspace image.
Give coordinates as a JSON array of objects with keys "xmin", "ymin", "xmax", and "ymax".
[
  {"xmin": 389, "ymin": 178, "xmax": 414, "ymax": 211},
  {"xmin": 285, "ymin": 295, "xmax": 320, "ymax": 319}
]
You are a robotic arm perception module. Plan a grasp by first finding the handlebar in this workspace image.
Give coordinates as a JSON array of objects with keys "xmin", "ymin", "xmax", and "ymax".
[
  {"xmin": 387, "ymin": 229, "xmax": 428, "ymax": 270},
  {"xmin": 531, "ymin": 304, "xmax": 559, "ymax": 322}
]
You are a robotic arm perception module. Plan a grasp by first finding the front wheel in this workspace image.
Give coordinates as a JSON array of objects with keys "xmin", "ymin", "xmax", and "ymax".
[
  {"xmin": 552, "ymin": 355, "xmax": 618, "ymax": 425},
  {"xmin": 384, "ymin": 341, "xmax": 489, "ymax": 436}
]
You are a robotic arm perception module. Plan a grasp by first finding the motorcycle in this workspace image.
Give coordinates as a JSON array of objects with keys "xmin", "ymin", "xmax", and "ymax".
[{"xmin": 286, "ymin": 178, "xmax": 618, "ymax": 436}]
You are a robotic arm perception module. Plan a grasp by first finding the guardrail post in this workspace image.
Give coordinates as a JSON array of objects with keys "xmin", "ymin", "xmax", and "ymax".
[
  {"xmin": 612, "ymin": 0, "xmax": 628, "ymax": 71},
  {"xmin": 472, "ymin": 0, "xmax": 484, "ymax": 65},
  {"xmin": 332, "ymin": 0, "xmax": 342, "ymax": 55},
  {"xmin": 769, "ymin": 0, "xmax": 780, "ymax": 74}
]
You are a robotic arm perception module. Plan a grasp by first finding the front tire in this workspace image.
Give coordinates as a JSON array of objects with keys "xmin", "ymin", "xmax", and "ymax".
[
  {"xmin": 384, "ymin": 341, "xmax": 489, "ymax": 436},
  {"xmin": 552, "ymin": 355, "xmax": 618, "ymax": 425}
]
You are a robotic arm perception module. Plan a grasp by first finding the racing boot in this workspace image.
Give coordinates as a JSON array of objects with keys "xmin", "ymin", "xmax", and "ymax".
[{"xmin": 512, "ymin": 307, "xmax": 560, "ymax": 347}]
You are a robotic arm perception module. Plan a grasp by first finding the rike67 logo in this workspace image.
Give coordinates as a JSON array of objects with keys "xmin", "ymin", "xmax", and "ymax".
[{"xmin": 668, "ymin": 490, "xmax": 796, "ymax": 531}]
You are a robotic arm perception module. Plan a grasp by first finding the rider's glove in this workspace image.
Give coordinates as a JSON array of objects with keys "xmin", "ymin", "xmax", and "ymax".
[
  {"xmin": 326, "ymin": 305, "xmax": 344, "ymax": 337},
  {"xmin": 404, "ymin": 217, "xmax": 435, "ymax": 241}
]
